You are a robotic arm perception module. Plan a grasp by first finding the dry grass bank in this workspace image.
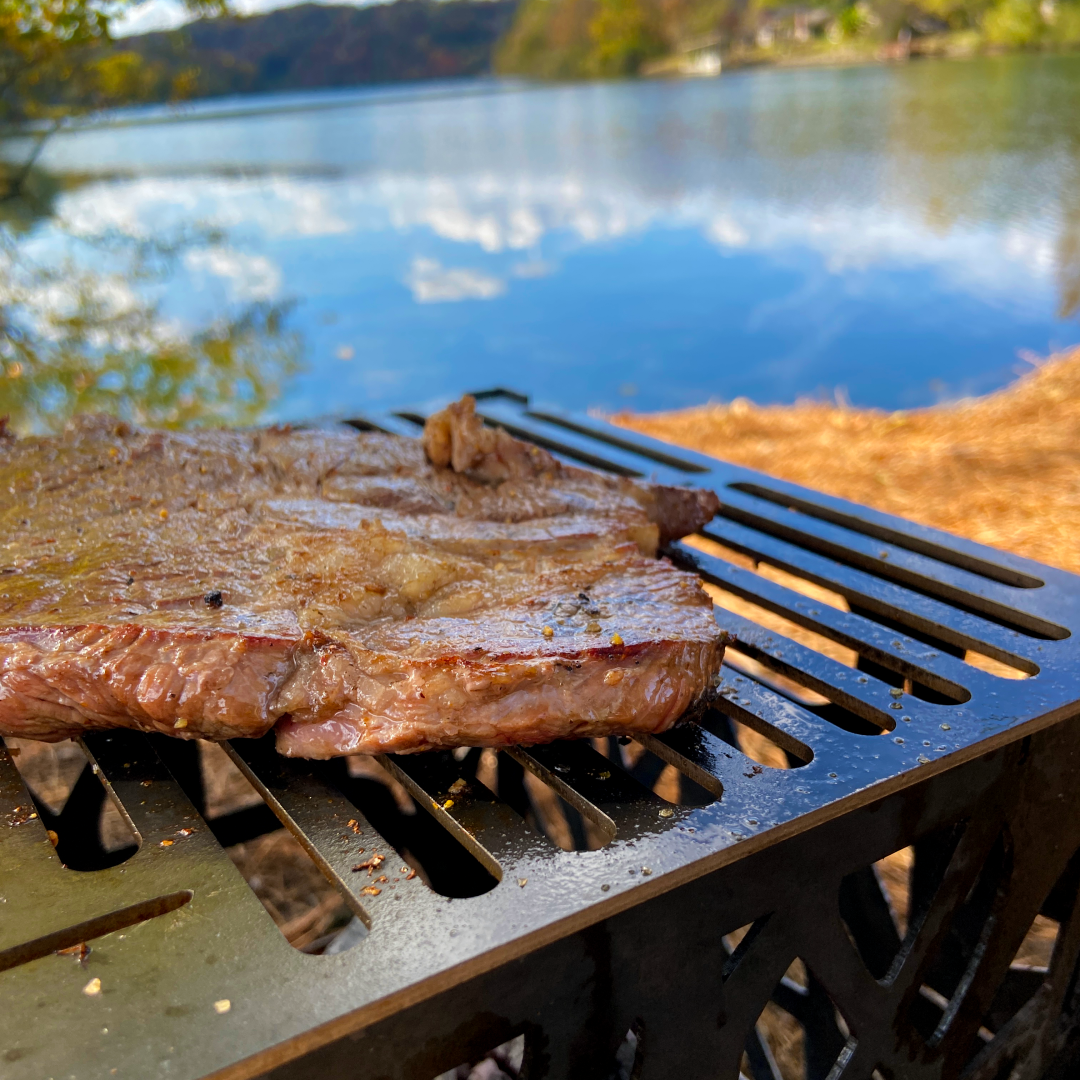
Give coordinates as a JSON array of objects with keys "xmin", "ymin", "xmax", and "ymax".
[{"xmin": 616, "ymin": 346, "xmax": 1080, "ymax": 575}]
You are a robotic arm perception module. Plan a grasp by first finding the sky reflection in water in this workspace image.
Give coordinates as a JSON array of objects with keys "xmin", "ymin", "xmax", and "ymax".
[{"xmin": 13, "ymin": 55, "xmax": 1080, "ymax": 423}]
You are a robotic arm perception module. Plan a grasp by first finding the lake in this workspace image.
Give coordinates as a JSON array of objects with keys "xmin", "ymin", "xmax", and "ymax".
[{"xmin": 4, "ymin": 54, "xmax": 1080, "ymax": 426}]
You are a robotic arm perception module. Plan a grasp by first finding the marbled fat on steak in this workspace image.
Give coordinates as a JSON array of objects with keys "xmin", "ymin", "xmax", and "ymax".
[{"xmin": 0, "ymin": 399, "xmax": 725, "ymax": 756}]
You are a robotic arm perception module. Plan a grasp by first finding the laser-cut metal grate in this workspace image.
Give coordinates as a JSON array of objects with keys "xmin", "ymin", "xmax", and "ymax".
[{"xmin": 3, "ymin": 389, "xmax": 1080, "ymax": 1080}]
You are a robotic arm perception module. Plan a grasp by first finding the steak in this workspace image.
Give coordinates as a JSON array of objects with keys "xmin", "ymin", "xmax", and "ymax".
[{"xmin": 0, "ymin": 400, "xmax": 725, "ymax": 756}]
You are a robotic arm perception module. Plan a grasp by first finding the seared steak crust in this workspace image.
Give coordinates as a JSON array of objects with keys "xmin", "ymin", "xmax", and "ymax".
[
  {"xmin": 0, "ymin": 405, "xmax": 724, "ymax": 755},
  {"xmin": 0, "ymin": 625, "xmax": 293, "ymax": 740}
]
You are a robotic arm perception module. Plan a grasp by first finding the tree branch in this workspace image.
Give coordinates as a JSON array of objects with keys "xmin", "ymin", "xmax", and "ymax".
[{"xmin": 1, "ymin": 117, "xmax": 62, "ymax": 200}]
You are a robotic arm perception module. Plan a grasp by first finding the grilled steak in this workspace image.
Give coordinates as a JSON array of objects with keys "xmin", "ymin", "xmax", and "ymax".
[{"xmin": 0, "ymin": 401, "xmax": 725, "ymax": 755}]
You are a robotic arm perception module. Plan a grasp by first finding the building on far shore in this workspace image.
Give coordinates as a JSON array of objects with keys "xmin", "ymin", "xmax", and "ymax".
[
  {"xmin": 642, "ymin": 35, "xmax": 723, "ymax": 77},
  {"xmin": 679, "ymin": 36, "xmax": 723, "ymax": 76}
]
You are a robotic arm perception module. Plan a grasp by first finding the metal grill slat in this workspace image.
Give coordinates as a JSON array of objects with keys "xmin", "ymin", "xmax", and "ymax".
[
  {"xmin": 383, "ymin": 752, "xmax": 551, "ymax": 874},
  {"xmin": 671, "ymin": 541, "xmax": 990, "ymax": 701},
  {"xmin": 512, "ymin": 741, "xmax": 673, "ymax": 838},
  {"xmin": 521, "ymin": 406, "xmax": 712, "ymax": 475},
  {"xmin": 0, "ymin": 743, "xmax": 78, "ymax": 952},
  {"xmin": 710, "ymin": 608, "xmax": 911, "ymax": 728},
  {"xmin": 636, "ymin": 725, "xmax": 734, "ymax": 796},
  {"xmin": 701, "ymin": 518, "xmax": 1041, "ymax": 669},
  {"xmin": 712, "ymin": 664, "xmax": 836, "ymax": 760},
  {"xmin": 225, "ymin": 739, "xmax": 428, "ymax": 920},
  {"xmin": 715, "ymin": 487, "xmax": 1065, "ymax": 636},
  {"xmin": 343, "ymin": 412, "xmax": 425, "ymax": 438},
  {"xmin": 723, "ymin": 479, "xmax": 1049, "ymax": 590},
  {"xmin": 474, "ymin": 402, "xmax": 654, "ymax": 478}
]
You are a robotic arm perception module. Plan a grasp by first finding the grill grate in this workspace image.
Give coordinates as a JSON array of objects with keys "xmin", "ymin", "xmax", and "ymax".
[{"xmin": 3, "ymin": 389, "xmax": 1080, "ymax": 1080}]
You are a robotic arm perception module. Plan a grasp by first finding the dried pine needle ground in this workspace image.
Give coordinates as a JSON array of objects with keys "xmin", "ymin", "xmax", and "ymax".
[{"xmin": 616, "ymin": 346, "xmax": 1080, "ymax": 575}]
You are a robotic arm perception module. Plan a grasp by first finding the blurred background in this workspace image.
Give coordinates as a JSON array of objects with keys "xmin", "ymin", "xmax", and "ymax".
[{"xmin": 1, "ymin": 0, "xmax": 1078, "ymax": 431}]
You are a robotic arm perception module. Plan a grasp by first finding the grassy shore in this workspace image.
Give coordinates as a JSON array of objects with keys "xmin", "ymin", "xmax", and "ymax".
[{"xmin": 617, "ymin": 345, "xmax": 1080, "ymax": 575}]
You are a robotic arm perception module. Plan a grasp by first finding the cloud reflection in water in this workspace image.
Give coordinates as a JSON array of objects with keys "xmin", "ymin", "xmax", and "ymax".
[{"xmin": 14, "ymin": 60, "xmax": 1080, "ymax": 420}]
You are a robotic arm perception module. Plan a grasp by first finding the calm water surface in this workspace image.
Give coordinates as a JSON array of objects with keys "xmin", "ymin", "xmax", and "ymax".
[{"xmin": 7, "ymin": 55, "xmax": 1080, "ymax": 423}]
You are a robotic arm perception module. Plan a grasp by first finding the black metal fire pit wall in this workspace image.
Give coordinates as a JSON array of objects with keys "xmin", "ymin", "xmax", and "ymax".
[{"xmin": 3, "ymin": 389, "xmax": 1080, "ymax": 1080}]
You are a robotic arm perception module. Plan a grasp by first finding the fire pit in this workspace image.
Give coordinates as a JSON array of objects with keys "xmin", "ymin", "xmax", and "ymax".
[{"xmin": 3, "ymin": 389, "xmax": 1080, "ymax": 1080}]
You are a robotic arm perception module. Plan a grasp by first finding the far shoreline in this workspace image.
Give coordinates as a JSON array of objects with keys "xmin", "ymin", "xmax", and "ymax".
[{"xmin": 639, "ymin": 32, "xmax": 1080, "ymax": 79}]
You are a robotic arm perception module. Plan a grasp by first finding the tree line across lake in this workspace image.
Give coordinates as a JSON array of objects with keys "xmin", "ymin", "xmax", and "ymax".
[
  {"xmin": 116, "ymin": 0, "xmax": 1080, "ymax": 90},
  {"xmin": 5, "ymin": 0, "xmax": 1078, "ymax": 126},
  {"xmin": 119, "ymin": 1, "xmax": 519, "ymax": 100}
]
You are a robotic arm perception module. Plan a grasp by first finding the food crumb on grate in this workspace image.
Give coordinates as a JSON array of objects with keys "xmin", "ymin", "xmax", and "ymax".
[{"xmin": 352, "ymin": 852, "xmax": 385, "ymax": 874}]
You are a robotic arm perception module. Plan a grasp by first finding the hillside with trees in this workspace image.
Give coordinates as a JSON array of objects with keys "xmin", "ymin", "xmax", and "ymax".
[{"xmin": 119, "ymin": 1, "xmax": 518, "ymax": 100}]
